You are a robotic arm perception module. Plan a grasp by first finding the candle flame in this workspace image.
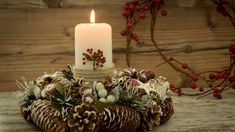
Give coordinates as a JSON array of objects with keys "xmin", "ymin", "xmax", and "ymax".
[{"xmin": 90, "ymin": 9, "xmax": 95, "ymax": 23}]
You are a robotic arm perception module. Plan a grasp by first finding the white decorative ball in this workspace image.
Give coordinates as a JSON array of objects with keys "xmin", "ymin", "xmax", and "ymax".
[
  {"xmin": 95, "ymin": 82, "xmax": 105, "ymax": 91},
  {"xmin": 99, "ymin": 97, "xmax": 107, "ymax": 103},
  {"xmin": 106, "ymin": 95, "xmax": 116, "ymax": 103},
  {"xmin": 98, "ymin": 88, "xmax": 108, "ymax": 98}
]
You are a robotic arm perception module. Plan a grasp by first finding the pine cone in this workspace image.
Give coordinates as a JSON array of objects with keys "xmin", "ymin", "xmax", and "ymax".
[
  {"xmin": 20, "ymin": 106, "xmax": 32, "ymax": 123},
  {"xmin": 140, "ymin": 105, "xmax": 161, "ymax": 131},
  {"xmin": 160, "ymin": 98, "xmax": 174, "ymax": 124},
  {"xmin": 30, "ymin": 99, "xmax": 68, "ymax": 132},
  {"xmin": 99, "ymin": 105, "xmax": 140, "ymax": 132},
  {"xmin": 67, "ymin": 103, "xmax": 99, "ymax": 132},
  {"xmin": 70, "ymin": 86, "xmax": 82, "ymax": 104}
]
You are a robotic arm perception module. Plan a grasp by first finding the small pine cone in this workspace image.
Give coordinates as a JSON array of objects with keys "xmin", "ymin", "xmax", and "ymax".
[
  {"xmin": 99, "ymin": 105, "xmax": 140, "ymax": 132},
  {"xmin": 124, "ymin": 68, "xmax": 138, "ymax": 78},
  {"xmin": 67, "ymin": 103, "xmax": 99, "ymax": 132},
  {"xmin": 70, "ymin": 87, "xmax": 82, "ymax": 104},
  {"xmin": 160, "ymin": 98, "xmax": 174, "ymax": 124},
  {"xmin": 30, "ymin": 99, "xmax": 68, "ymax": 132},
  {"xmin": 20, "ymin": 106, "xmax": 32, "ymax": 122},
  {"xmin": 140, "ymin": 105, "xmax": 161, "ymax": 131},
  {"xmin": 102, "ymin": 76, "xmax": 115, "ymax": 92}
]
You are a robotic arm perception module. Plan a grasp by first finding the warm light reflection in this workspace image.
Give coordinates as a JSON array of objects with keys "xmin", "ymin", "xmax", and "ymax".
[{"xmin": 90, "ymin": 9, "xmax": 95, "ymax": 23}]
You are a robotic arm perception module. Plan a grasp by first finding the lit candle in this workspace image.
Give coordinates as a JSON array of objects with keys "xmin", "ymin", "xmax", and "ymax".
[{"xmin": 75, "ymin": 9, "xmax": 113, "ymax": 70}]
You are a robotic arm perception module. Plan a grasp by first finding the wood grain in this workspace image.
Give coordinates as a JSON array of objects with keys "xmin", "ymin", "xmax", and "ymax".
[
  {"xmin": 0, "ymin": 0, "xmax": 215, "ymax": 9},
  {"xmin": 0, "ymin": 5, "xmax": 235, "ymax": 91},
  {"xmin": 1, "ymin": 89, "xmax": 235, "ymax": 131}
]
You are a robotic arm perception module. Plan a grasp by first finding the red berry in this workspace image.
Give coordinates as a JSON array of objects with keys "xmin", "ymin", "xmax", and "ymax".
[
  {"xmin": 143, "ymin": 6, "xmax": 148, "ymax": 11},
  {"xmin": 168, "ymin": 56, "xmax": 174, "ymax": 61},
  {"xmin": 217, "ymin": 94, "xmax": 222, "ymax": 99},
  {"xmin": 87, "ymin": 48, "xmax": 90, "ymax": 52},
  {"xmin": 139, "ymin": 13, "xmax": 145, "ymax": 19},
  {"xmin": 169, "ymin": 84, "xmax": 175, "ymax": 90},
  {"xmin": 177, "ymin": 88, "xmax": 182, "ymax": 96},
  {"xmin": 129, "ymin": 5, "xmax": 134, "ymax": 11},
  {"xmin": 199, "ymin": 87, "xmax": 204, "ymax": 92},
  {"xmin": 100, "ymin": 64, "xmax": 103, "ymax": 67},
  {"xmin": 123, "ymin": 5, "xmax": 129, "ymax": 10},
  {"xmin": 213, "ymin": 89, "xmax": 222, "ymax": 99},
  {"xmin": 82, "ymin": 58, "xmax": 86, "ymax": 61},
  {"xmin": 82, "ymin": 62, "xmax": 86, "ymax": 65},
  {"xmin": 127, "ymin": 23, "xmax": 133, "ymax": 29},
  {"xmin": 155, "ymin": 0, "xmax": 162, "ymax": 6},
  {"xmin": 131, "ymin": 33, "xmax": 137, "ymax": 39},
  {"xmin": 216, "ymin": 73, "xmax": 225, "ymax": 79},
  {"xmin": 122, "ymin": 11, "xmax": 131, "ymax": 17},
  {"xmin": 192, "ymin": 75, "xmax": 199, "ymax": 82},
  {"xmin": 161, "ymin": 10, "xmax": 168, "ymax": 16},
  {"xmin": 135, "ymin": 5, "xmax": 141, "ymax": 11},
  {"xmin": 229, "ymin": 44, "xmax": 235, "ymax": 53},
  {"xmin": 230, "ymin": 54, "xmax": 235, "ymax": 59},
  {"xmin": 181, "ymin": 63, "xmax": 188, "ymax": 69},
  {"xmin": 190, "ymin": 82, "xmax": 197, "ymax": 89},
  {"xmin": 209, "ymin": 73, "xmax": 216, "ymax": 80},
  {"xmin": 120, "ymin": 30, "xmax": 127, "ymax": 36},
  {"xmin": 229, "ymin": 76, "xmax": 235, "ymax": 82}
]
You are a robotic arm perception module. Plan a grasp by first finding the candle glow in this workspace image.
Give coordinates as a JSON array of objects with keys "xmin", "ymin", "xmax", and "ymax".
[{"xmin": 90, "ymin": 9, "xmax": 95, "ymax": 23}]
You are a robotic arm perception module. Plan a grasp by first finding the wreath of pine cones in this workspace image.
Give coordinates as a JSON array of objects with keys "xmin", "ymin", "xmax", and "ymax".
[{"xmin": 15, "ymin": 65, "xmax": 174, "ymax": 132}]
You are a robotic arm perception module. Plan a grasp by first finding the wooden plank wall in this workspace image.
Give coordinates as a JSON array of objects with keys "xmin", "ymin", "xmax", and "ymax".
[{"xmin": 0, "ymin": 0, "xmax": 234, "ymax": 91}]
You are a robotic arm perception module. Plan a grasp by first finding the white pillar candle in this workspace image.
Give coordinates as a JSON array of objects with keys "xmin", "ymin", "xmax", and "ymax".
[{"xmin": 75, "ymin": 10, "xmax": 113, "ymax": 70}]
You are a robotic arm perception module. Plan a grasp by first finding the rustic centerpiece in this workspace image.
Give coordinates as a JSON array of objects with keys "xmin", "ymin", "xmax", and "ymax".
[{"xmin": 16, "ymin": 66, "xmax": 174, "ymax": 132}]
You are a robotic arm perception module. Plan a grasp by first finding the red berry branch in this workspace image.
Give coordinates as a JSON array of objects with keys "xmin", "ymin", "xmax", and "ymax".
[
  {"xmin": 121, "ymin": 0, "xmax": 167, "ymax": 67},
  {"xmin": 82, "ymin": 48, "xmax": 106, "ymax": 70},
  {"xmin": 121, "ymin": 0, "xmax": 235, "ymax": 99},
  {"xmin": 168, "ymin": 46, "xmax": 235, "ymax": 99},
  {"xmin": 211, "ymin": 0, "xmax": 235, "ymax": 27}
]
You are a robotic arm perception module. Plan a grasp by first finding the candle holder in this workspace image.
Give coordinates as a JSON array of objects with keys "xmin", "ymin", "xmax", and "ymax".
[{"xmin": 73, "ymin": 63, "xmax": 115, "ymax": 82}]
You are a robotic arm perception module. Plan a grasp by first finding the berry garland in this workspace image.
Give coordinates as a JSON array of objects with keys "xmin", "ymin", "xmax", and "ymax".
[{"xmin": 121, "ymin": 0, "xmax": 235, "ymax": 99}]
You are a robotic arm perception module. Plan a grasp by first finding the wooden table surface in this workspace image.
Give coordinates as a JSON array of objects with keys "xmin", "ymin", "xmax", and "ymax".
[{"xmin": 0, "ymin": 89, "xmax": 235, "ymax": 132}]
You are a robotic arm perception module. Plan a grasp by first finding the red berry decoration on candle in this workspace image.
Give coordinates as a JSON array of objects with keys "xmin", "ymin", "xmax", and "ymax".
[{"xmin": 82, "ymin": 48, "xmax": 106, "ymax": 70}]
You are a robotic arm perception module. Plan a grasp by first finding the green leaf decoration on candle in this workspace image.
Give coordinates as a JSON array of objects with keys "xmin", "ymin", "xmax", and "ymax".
[
  {"xmin": 82, "ymin": 48, "xmax": 106, "ymax": 70},
  {"xmin": 82, "ymin": 53, "xmax": 93, "ymax": 61}
]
